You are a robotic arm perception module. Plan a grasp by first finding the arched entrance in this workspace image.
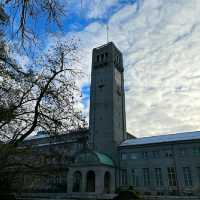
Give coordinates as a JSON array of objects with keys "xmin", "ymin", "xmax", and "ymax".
[
  {"xmin": 104, "ymin": 171, "xmax": 111, "ymax": 193},
  {"xmin": 86, "ymin": 170, "xmax": 95, "ymax": 192},
  {"xmin": 72, "ymin": 171, "xmax": 82, "ymax": 192}
]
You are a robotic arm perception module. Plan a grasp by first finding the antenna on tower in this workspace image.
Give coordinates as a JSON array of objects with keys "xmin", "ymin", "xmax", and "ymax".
[
  {"xmin": 106, "ymin": 23, "xmax": 109, "ymax": 43},
  {"xmin": 81, "ymin": 0, "xmax": 83, "ymax": 10}
]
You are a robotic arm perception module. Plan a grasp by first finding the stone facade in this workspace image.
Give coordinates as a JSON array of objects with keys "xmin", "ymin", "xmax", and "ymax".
[{"xmin": 119, "ymin": 135, "xmax": 200, "ymax": 196}]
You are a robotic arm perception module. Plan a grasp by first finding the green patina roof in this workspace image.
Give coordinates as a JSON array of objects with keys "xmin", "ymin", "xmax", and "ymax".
[
  {"xmin": 74, "ymin": 150, "xmax": 114, "ymax": 167},
  {"xmin": 94, "ymin": 151, "xmax": 114, "ymax": 167}
]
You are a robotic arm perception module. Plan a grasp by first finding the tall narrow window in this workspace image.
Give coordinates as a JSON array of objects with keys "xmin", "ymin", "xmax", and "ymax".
[
  {"xmin": 143, "ymin": 168, "xmax": 150, "ymax": 186},
  {"xmin": 97, "ymin": 55, "xmax": 100, "ymax": 62},
  {"xmin": 152, "ymin": 151, "xmax": 160, "ymax": 158},
  {"xmin": 73, "ymin": 171, "xmax": 82, "ymax": 192},
  {"xmin": 105, "ymin": 52, "xmax": 108, "ymax": 59},
  {"xmin": 155, "ymin": 168, "xmax": 163, "ymax": 186},
  {"xmin": 121, "ymin": 153, "xmax": 127, "ymax": 160},
  {"xmin": 104, "ymin": 171, "xmax": 111, "ymax": 193},
  {"xmin": 167, "ymin": 167, "xmax": 177, "ymax": 186},
  {"xmin": 142, "ymin": 152, "xmax": 148, "ymax": 159},
  {"xmin": 183, "ymin": 167, "xmax": 192, "ymax": 186},
  {"xmin": 132, "ymin": 169, "xmax": 139, "ymax": 186},
  {"xmin": 121, "ymin": 169, "xmax": 127, "ymax": 185},
  {"xmin": 197, "ymin": 167, "xmax": 200, "ymax": 184},
  {"xmin": 101, "ymin": 54, "xmax": 104, "ymax": 61},
  {"xmin": 86, "ymin": 171, "xmax": 95, "ymax": 192}
]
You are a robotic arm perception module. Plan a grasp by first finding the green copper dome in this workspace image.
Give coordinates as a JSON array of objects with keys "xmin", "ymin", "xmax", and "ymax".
[{"xmin": 74, "ymin": 150, "xmax": 114, "ymax": 167}]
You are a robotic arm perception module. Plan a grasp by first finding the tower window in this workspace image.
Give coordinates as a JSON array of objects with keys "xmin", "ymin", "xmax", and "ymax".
[
  {"xmin": 105, "ymin": 52, "xmax": 108, "ymax": 58},
  {"xmin": 98, "ymin": 84, "xmax": 104, "ymax": 89},
  {"xmin": 101, "ymin": 54, "xmax": 104, "ymax": 61},
  {"xmin": 97, "ymin": 55, "xmax": 100, "ymax": 62}
]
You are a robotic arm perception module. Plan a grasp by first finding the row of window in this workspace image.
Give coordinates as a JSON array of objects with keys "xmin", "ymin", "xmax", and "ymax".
[
  {"xmin": 121, "ymin": 147, "xmax": 200, "ymax": 160},
  {"xmin": 121, "ymin": 167, "xmax": 200, "ymax": 187},
  {"xmin": 96, "ymin": 53, "xmax": 108, "ymax": 62},
  {"xmin": 96, "ymin": 53, "xmax": 120, "ymax": 63}
]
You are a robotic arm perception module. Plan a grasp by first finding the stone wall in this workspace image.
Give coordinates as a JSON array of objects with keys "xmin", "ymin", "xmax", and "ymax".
[
  {"xmin": 16, "ymin": 193, "xmax": 200, "ymax": 200},
  {"xmin": 16, "ymin": 193, "xmax": 116, "ymax": 200},
  {"xmin": 144, "ymin": 196, "xmax": 200, "ymax": 200}
]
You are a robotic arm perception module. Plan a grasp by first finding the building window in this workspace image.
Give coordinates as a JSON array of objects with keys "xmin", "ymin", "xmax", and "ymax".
[
  {"xmin": 105, "ymin": 52, "xmax": 108, "ymax": 58},
  {"xmin": 121, "ymin": 169, "xmax": 127, "ymax": 185},
  {"xmin": 197, "ymin": 167, "xmax": 200, "ymax": 184},
  {"xmin": 167, "ymin": 167, "xmax": 177, "ymax": 186},
  {"xmin": 55, "ymin": 175, "xmax": 60, "ymax": 185},
  {"xmin": 104, "ymin": 171, "xmax": 111, "ymax": 193},
  {"xmin": 101, "ymin": 54, "xmax": 104, "ymax": 61},
  {"xmin": 116, "ymin": 55, "xmax": 119, "ymax": 63},
  {"xmin": 132, "ymin": 169, "xmax": 139, "ymax": 186},
  {"xmin": 121, "ymin": 153, "xmax": 127, "ymax": 160},
  {"xmin": 142, "ymin": 152, "xmax": 148, "ymax": 159},
  {"xmin": 97, "ymin": 55, "xmax": 100, "ymax": 62},
  {"xmin": 73, "ymin": 171, "xmax": 82, "ymax": 192},
  {"xmin": 143, "ymin": 168, "xmax": 150, "ymax": 186},
  {"xmin": 86, "ymin": 170, "xmax": 95, "ymax": 192},
  {"xmin": 155, "ymin": 168, "xmax": 163, "ymax": 187},
  {"xmin": 183, "ymin": 167, "xmax": 192, "ymax": 186},
  {"xmin": 165, "ymin": 150, "xmax": 173, "ymax": 157},
  {"xmin": 130, "ymin": 153, "xmax": 138, "ymax": 160},
  {"xmin": 193, "ymin": 147, "xmax": 200, "ymax": 156},
  {"xmin": 152, "ymin": 151, "xmax": 160, "ymax": 158}
]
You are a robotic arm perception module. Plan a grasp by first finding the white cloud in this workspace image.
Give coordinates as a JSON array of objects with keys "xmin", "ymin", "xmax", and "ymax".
[{"xmin": 58, "ymin": 0, "xmax": 200, "ymax": 137}]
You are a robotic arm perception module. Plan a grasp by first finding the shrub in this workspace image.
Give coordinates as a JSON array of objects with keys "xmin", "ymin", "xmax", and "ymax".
[{"xmin": 114, "ymin": 186, "xmax": 143, "ymax": 200}]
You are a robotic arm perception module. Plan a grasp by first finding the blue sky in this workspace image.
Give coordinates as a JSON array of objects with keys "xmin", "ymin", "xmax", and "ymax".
[{"xmin": 14, "ymin": 0, "xmax": 200, "ymax": 137}]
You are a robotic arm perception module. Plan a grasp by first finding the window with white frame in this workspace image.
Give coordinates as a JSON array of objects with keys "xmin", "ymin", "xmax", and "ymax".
[
  {"xmin": 132, "ymin": 169, "xmax": 139, "ymax": 186},
  {"xmin": 155, "ymin": 168, "xmax": 163, "ymax": 187},
  {"xmin": 143, "ymin": 168, "xmax": 150, "ymax": 186},
  {"xmin": 197, "ymin": 167, "xmax": 200, "ymax": 184},
  {"xmin": 183, "ymin": 167, "xmax": 193, "ymax": 186},
  {"xmin": 121, "ymin": 169, "xmax": 127, "ymax": 185},
  {"xmin": 167, "ymin": 167, "xmax": 177, "ymax": 186}
]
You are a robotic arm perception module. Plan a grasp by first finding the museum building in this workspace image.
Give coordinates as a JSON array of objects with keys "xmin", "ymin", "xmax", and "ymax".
[{"xmin": 21, "ymin": 42, "xmax": 200, "ymax": 198}]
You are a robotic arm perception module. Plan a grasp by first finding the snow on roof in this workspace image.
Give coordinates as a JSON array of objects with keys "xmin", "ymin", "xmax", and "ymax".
[{"xmin": 120, "ymin": 131, "xmax": 200, "ymax": 147}]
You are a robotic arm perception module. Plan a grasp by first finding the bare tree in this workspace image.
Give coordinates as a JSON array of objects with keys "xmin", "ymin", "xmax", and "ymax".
[
  {"xmin": 0, "ymin": 1, "xmax": 87, "ymax": 194},
  {"xmin": 0, "ymin": 41, "xmax": 87, "ymax": 145},
  {"xmin": 1, "ymin": 0, "xmax": 66, "ymax": 48}
]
